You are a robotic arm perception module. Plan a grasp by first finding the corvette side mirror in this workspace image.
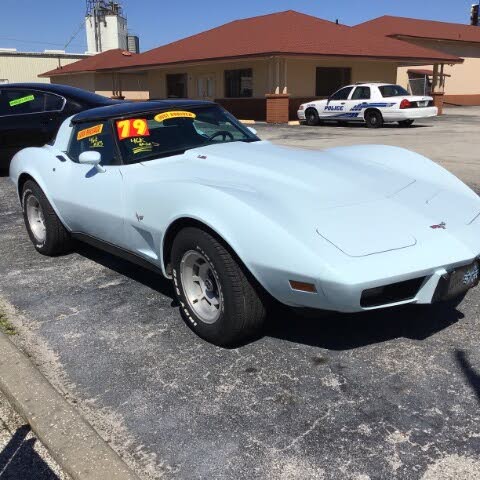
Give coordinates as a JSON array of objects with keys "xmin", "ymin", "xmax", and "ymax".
[{"xmin": 79, "ymin": 151, "xmax": 105, "ymax": 173}]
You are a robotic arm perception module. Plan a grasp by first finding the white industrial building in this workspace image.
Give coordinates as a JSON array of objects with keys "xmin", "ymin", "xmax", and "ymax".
[{"xmin": 0, "ymin": 49, "xmax": 90, "ymax": 84}]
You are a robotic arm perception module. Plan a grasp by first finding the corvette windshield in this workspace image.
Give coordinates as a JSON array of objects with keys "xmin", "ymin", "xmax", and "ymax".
[{"xmin": 116, "ymin": 105, "xmax": 259, "ymax": 164}]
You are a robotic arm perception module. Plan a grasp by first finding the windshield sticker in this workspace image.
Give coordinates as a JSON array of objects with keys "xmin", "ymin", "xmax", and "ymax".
[
  {"xmin": 116, "ymin": 118, "xmax": 150, "ymax": 140},
  {"xmin": 77, "ymin": 124, "xmax": 104, "ymax": 141},
  {"xmin": 129, "ymin": 137, "xmax": 153, "ymax": 155},
  {"xmin": 9, "ymin": 94, "xmax": 35, "ymax": 107},
  {"xmin": 154, "ymin": 111, "xmax": 196, "ymax": 123},
  {"xmin": 89, "ymin": 136, "xmax": 104, "ymax": 148}
]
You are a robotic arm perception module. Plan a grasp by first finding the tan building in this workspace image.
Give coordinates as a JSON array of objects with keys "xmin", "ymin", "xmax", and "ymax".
[
  {"xmin": 354, "ymin": 16, "xmax": 480, "ymax": 105},
  {"xmin": 40, "ymin": 11, "xmax": 462, "ymax": 121},
  {"xmin": 0, "ymin": 49, "xmax": 90, "ymax": 84}
]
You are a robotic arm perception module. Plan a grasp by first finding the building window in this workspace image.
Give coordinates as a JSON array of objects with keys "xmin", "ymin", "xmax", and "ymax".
[
  {"xmin": 166, "ymin": 74, "xmax": 188, "ymax": 98},
  {"xmin": 315, "ymin": 67, "xmax": 351, "ymax": 97},
  {"xmin": 224, "ymin": 69, "xmax": 253, "ymax": 98}
]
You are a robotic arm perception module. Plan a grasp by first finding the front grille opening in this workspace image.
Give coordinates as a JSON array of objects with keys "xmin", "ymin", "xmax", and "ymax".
[{"xmin": 361, "ymin": 277, "xmax": 426, "ymax": 308}]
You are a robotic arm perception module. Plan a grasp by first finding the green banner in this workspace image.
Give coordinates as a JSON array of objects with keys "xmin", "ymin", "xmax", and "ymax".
[{"xmin": 9, "ymin": 94, "xmax": 35, "ymax": 107}]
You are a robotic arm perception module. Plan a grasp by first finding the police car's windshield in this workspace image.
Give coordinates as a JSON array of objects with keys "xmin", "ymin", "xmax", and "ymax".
[
  {"xmin": 378, "ymin": 85, "xmax": 410, "ymax": 97},
  {"xmin": 115, "ymin": 105, "xmax": 259, "ymax": 164}
]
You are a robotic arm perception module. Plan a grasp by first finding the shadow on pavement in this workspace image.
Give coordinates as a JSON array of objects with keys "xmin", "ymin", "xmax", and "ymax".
[
  {"xmin": 456, "ymin": 350, "xmax": 480, "ymax": 404},
  {"xmin": 0, "ymin": 425, "xmax": 60, "ymax": 479},
  {"xmin": 74, "ymin": 240, "xmax": 463, "ymax": 350},
  {"xmin": 266, "ymin": 303, "xmax": 463, "ymax": 350},
  {"xmin": 74, "ymin": 242, "xmax": 177, "ymax": 303}
]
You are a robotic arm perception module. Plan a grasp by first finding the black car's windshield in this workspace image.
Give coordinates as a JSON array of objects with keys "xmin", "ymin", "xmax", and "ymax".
[
  {"xmin": 378, "ymin": 85, "xmax": 410, "ymax": 97},
  {"xmin": 116, "ymin": 105, "xmax": 259, "ymax": 164}
]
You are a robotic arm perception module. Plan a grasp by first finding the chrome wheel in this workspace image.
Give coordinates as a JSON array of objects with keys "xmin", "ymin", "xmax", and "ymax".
[
  {"xmin": 25, "ymin": 195, "xmax": 46, "ymax": 243},
  {"xmin": 180, "ymin": 250, "xmax": 222, "ymax": 324}
]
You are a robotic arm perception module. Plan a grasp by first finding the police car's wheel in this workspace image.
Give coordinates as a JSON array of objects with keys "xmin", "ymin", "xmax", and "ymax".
[
  {"xmin": 305, "ymin": 109, "xmax": 320, "ymax": 126},
  {"xmin": 398, "ymin": 119, "xmax": 414, "ymax": 128},
  {"xmin": 365, "ymin": 110, "xmax": 384, "ymax": 128}
]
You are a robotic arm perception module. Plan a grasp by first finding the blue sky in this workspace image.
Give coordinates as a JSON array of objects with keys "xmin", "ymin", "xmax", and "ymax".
[{"xmin": 0, "ymin": 0, "xmax": 476, "ymax": 53}]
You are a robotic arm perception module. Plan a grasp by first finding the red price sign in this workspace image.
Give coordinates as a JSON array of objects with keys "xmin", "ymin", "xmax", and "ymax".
[{"xmin": 116, "ymin": 118, "xmax": 150, "ymax": 140}]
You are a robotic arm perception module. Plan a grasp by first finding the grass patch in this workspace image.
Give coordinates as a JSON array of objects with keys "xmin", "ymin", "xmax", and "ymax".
[{"xmin": 0, "ymin": 310, "xmax": 16, "ymax": 336}]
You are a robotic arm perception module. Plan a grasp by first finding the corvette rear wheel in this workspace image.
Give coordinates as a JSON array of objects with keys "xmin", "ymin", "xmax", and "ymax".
[
  {"xmin": 172, "ymin": 227, "xmax": 266, "ymax": 347},
  {"xmin": 365, "ymin": 110, "xmax": 384, "ymax": 128},
  {"xmin": 22, "ymin": 180, "xmax": 71, "ymax": 256}
]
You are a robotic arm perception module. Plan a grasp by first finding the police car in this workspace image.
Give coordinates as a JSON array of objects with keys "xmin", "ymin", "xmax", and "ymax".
[{"xmin": 297, "ymin": 83, "xmax": 438, "ymax": 128}]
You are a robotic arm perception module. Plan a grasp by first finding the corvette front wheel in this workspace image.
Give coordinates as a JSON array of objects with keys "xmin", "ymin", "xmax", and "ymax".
[{"xmin": 172, "ymin": 227, "xmax": 266, "ymax": 347}]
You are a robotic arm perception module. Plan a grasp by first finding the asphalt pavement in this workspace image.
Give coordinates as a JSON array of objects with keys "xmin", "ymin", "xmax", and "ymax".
[{"xmin": 1, "ymin": 109, "xmax": 480, "ymax": 479}]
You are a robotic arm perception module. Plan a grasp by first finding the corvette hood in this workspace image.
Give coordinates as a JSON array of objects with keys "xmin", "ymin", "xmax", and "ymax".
[
  {"xmin": 159, "ymin": 141, "xmax": 416, "ymax": 208},
  {"xmin": 141, "ymin": 141, "xmax": 479, "ymax": 257}
]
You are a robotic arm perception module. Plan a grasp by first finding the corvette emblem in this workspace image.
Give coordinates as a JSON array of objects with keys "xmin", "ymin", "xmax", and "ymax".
[
  {"xmin": 136, "ymin": 212, "xmax": 144, "ymax": 222},
  {"xmin": 430, "ymin": 222, "xmax": 446, "ymax": 230}
]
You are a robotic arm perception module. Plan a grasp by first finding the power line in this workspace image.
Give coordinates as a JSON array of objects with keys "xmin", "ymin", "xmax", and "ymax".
[{"xmin": 0, "ymin": 36, "xmax": 86, "ymax": 50}]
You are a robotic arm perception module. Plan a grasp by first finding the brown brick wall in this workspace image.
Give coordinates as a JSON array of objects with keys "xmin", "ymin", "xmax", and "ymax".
[
  {"xmin": 444, "ymin": 94, "xmax": 480, "ymax": 106},
  {"xmin": 431, "ymin": 92, "xmax": 445, "ymax": 115},
  {"xmin": 265, "ymin": 94, "xmax": 290, "ymax": 123},
  {"xmin": 215, "ymin": 98, "xmax": 266, "ymax": 120}
]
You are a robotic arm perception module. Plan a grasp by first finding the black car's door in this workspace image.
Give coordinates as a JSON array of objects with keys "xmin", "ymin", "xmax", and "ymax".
[{"xmin": 0, "ymin": 88, "xmax": 66, "ymax": 164}]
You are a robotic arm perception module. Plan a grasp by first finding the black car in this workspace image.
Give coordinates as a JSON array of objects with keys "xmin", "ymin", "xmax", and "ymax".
[{"xmin": 0, "ymin": 83, "xmax": 119, "ymax": 168}]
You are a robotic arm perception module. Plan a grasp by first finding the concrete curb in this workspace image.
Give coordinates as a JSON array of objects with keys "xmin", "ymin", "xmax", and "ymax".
[{"xmin": 0, "ymin": 331, "xmax": 140, "ymax": 480}]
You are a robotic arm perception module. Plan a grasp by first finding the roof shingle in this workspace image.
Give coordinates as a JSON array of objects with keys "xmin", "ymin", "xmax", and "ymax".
[
  {"xmin": 354, "ymin": 15, "xmax": 480, "ymax": 43},
  {"xmin": 41, "ymin": 10, "xmax": 462, "ymax": 77}
]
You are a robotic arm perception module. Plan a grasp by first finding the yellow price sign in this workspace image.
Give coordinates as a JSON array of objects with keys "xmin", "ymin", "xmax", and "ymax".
[{"xmin": 154, "ymin": 111, "xmax": 196, "ymax": 123}]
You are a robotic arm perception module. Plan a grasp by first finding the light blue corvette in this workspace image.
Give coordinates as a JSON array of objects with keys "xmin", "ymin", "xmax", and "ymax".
[{"xmin": 10, "ymin": 100, "xmax": 480, "ymax": 346}]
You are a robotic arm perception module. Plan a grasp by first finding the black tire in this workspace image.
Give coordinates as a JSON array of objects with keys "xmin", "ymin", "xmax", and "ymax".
[
  {"xmin": 365, "ymin": 110, "xmax": 384, "ymax": 128},
  {"xmin": 398, "ymin": 119, "xmax": 415, "ymax": 128},
  {"xmin": 305, "ymin": 108, "xmax": 320, "ymax": 126},
  {"xmin": 22, "ymin": 180, "xmax": 71, "ymax": 256},
  {"xmin": 172, "ymin": 227, "xmax": 266, "ymax": 347}
]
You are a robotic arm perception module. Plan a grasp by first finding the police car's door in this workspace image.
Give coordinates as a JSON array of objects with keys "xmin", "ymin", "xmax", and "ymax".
[
  {"xmin": 348, "ymin": 86, "xmax": 371, "ymax": 119},
  {"xmin": 321, "ymin": 86, "xmax": 354, "ymax": 119}
]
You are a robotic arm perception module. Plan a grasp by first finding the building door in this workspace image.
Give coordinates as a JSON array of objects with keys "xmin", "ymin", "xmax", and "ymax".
[
  {"xmin": 197, "ymin": 75, "xmax": 215, "ymax": 100},
  {"xmin": 166, "ymin": 74, "xmax": 188, "ymax": 98},
  {"xmin": 315, "ymin": 67, "xmax": 351, "ymax": 97}
]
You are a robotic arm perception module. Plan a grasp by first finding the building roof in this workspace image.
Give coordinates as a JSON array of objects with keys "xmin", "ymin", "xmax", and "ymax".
[
  {"xmin": 72, "ymin": 99, "xmax": 214, "ymax": 123},
  {"xmin": 39, "ymin": 48, "xmax": 140, "ymax": 77},
  {"xmin": 355, "ymin": 15, "xmax": 480, "ymax": 44},
  {"xmin": 41, "ymin": 10, "xmax": 462, "ymax": 78}
]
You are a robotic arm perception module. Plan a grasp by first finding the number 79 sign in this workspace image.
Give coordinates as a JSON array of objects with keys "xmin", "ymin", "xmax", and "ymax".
[{"xmin": 116, "ymin": 118, "xmax": 150, "ymax": 140}]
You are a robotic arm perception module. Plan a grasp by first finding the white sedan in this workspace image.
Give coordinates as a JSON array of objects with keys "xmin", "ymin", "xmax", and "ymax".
[{"xmin": 298, "ymin": 83, "xmax": 438, "ymax": 128}]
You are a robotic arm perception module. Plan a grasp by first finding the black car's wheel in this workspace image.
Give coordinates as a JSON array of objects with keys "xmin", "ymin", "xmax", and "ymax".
[
  {"xmin": 22, "ymin": 180, "xmax": 71, "ymax": 256},
  {"xmin": 365, "ymin": 110, "xmax": 384, "ymax": 128},
  {"xmin": 398, "ymin": 119, "xmax": 415, "ymax": 128},
  {"xmin": 305, "ymin": 109, "xmax": 320, "ymax": 126},
  {"xmin": 172, "ymin": 227, "xmax": 266, "ymax": 347}
]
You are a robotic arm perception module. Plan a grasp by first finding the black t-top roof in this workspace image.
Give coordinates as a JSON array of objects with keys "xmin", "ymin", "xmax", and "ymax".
[{"xmin": 71, "ymin": 99, "xmax": 216, "ymax": 124}]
